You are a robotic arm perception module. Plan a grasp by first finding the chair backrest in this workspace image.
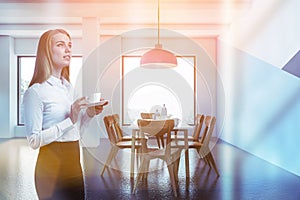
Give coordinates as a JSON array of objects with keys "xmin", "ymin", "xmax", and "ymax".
[
  {"xmin": 137, "ymin": 119, "xmax": 174, "ymax": 156},
  {"xmin": 140, "ymin": 112, "xmax": 154, "ymax": 119},
  {"xmin": 199, "ymin": 116, "xmax": 216, "ymax": 156},
  {"xmin": 192, "ymin": 114, "xmax": 205, "ymax": 141},
  {"xmin": 112, "ymin": 114, "xmax": 123, "ymax": 141},
  {"xmin": 103, "ymin": 115, "xmax": 118, "ymax": 145}
]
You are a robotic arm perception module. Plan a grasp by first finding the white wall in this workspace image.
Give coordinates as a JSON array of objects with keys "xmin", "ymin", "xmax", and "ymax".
[
  {"xmin": 0, "ymin": 36, "xmax": 14, "ymax": 138},
  {"xmin": 14, "ymin": 37, "xmax": 83, "ymax": 55},
  {"xmin": 219, "ymin": 0, "xmax": 300, "ymax": 68},
  {"xmin": 217, "ymin": 0, "xmax": 300, "ymax": 176}
]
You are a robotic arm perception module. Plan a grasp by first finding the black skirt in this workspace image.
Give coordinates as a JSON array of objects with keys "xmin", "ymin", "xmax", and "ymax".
[{"xmin": 35, "ymin": 141, "xmax": 84, "ymax": 200}]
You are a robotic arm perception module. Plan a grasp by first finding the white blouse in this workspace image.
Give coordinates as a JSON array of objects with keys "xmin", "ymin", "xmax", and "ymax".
[{"xmin": 23, "ymin": 76, "xmax": 90, "ymax": 149}]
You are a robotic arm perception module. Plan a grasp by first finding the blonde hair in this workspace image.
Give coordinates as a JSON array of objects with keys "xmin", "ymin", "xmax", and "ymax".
[{"xmin": 29, "ymin": 29, "xmax": 71, "ymax": 87}]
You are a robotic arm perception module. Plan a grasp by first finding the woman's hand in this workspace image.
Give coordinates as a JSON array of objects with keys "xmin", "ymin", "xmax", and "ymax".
[
  {"xmin": 70, "ymin": 97, "xmax": 87, "ymax": 124},
  {"xmin": 86, "ymin": 99, "xmax": 109, "ymax": 118}
]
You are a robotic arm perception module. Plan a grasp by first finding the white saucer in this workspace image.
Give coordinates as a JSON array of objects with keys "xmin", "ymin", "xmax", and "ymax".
[{"xmin": 87, "ymin": 100, "xmax": 109, "ymax": 107}]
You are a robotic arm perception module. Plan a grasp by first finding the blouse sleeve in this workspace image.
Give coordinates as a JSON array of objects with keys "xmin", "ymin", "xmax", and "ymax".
[
  {"xmin": 77, "ymin": 107, "xmax": 93, "ymax": 137},
  {"xmin": 23, "ymin": 87, "xmax": 76, "ymax": 149}
]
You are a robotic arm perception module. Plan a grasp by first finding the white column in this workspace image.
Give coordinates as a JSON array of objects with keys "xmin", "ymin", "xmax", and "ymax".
[
  {"xmin": 82, "ymin": 17, "xmax": 100, "ymax": 96},
  {"xmin": 0, "ymin": 36, "xmax": 15, "ymax": 138},
  {"xmin": 81, "ymin": 17, "xmax": 101, "ymax": 147},
  {"xmin": 82, "ymin": 17, "xmax": 99, "ymax": 60}
]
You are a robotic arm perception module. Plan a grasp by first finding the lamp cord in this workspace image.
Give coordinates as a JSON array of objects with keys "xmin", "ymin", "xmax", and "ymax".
[{"xmin": 157, "ymin": 0, "xmax": 160, "ymax": 45}]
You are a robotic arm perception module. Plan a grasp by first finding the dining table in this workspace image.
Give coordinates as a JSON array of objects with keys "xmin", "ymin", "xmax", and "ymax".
[{"xmin": 124, "ymin": 121, "xmax": 194, "ymax": 179}]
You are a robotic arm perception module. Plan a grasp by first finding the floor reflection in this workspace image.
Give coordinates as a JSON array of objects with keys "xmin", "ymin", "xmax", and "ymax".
[{"xmin": 1, "ymin": 138, "xmax": 300, "ymax": 199}]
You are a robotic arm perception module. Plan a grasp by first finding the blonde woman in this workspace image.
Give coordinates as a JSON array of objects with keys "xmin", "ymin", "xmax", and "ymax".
[{"xmin": 23, "ymin": 29, "xmax": 106, "ymax": 200}]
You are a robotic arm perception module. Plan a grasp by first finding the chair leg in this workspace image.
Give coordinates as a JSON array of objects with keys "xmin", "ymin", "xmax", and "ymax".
[
  {"xmin": 173, "ymin": 151, "xmax": 181, "ymax": 182},
  {"xmin": 197, "ymin": 147, "xmax": 209, "ymax": 165},
  {"xmin": 167, "ymin": 163, "xmax": 178, "ymax": 197},
  {"xmin": 174, "ymin": 130, "xmax": 178, "ymax": 136},
  {"xmin": 174, "ymin": 158, "xmax": 180, "ymax": 182},
  {"xmin": 160, "ymin": 135, "xmax": 164, "ymax": 148},
  {"xmin": 100, "ymin": 147, "xmax": 118, "ymax": 176},
  {"xmin": 207, "ymin": 152, "xmax": 220, "ymax": 176},
  {"xmin": 156, "ymin": 136, "xmax": 161, "ymax": 148},
  {"xmin": 143, "ymin": 159, "xmax": 150, "ymax": 180},
  {"xmin": 204, "ymin": 156, "xmax": 211, "ymax": 167},
  {"xmin": 132, "ymin": 157, "xmax": 148, "ymax": 194},
  {"xmin": 135, "ymin": 148, "xmax": 140, "ymax": 168}
]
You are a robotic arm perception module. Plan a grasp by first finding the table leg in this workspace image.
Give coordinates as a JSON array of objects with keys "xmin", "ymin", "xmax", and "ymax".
[
  {"xmin": 130, "ymin": 130, "xmax": 136, "ymax": 179},
  {"xmin": 184, "ymin": 130, "xmax": 189, "ymax": 178}
]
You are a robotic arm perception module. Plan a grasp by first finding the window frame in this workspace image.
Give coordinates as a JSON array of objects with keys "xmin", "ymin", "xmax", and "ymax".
[
  {"xmin": 17, "ymin": 55, "xmax": 83, "ymax": 126},
  {"xmin": 121, "ymin": 55, "xmax": 196, "ymax": 126},
  {"xmin": 17, "ymin": 56, "xmax": 34, "ymax": 126}
]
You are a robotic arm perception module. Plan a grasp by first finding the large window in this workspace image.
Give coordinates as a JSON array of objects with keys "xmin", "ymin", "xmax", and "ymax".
[
  {"xmin": 122, "ymin": 56, "xmax": 196, "ymax": 125},
  {"xmin": 18, "ymin": 56, "xmax": 82, "ymax": 125}
]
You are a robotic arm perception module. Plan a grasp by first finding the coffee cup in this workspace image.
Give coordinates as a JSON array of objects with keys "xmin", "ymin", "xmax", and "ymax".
[{"xmin": 87, "ymin": 92, "xmax": 101, "ymax": 104}]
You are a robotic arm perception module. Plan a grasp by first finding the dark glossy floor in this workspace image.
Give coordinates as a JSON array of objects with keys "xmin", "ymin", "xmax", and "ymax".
[
  {"xmin": 1, "ymin": 138, "xmax": 300, "ymax": 200},
  {"xmin": 84, "ymin": 139, "xmax": 300, "ymax": 200}
]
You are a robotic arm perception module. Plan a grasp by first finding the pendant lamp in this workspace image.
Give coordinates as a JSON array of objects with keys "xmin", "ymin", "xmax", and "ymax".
[{"xmin": 140, "ymin": 0, "xmax": 177, "ymax": 68}]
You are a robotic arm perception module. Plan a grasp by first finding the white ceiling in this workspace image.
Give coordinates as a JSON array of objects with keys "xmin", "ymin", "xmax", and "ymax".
[{"xmin": 0, "ymin": 0, "xmax": 252, "ymax": 38}]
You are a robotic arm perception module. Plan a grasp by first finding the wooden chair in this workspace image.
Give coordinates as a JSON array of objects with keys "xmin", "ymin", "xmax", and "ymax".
[
  {"xmin": 112, "ymin": 114, "xmax": 148, "ymax": 142},
  {"xmin": 171, "ymin": 115, "xmax": 220, "ymax": 176},
  {"xmin": 140, "ymin": 112, "xmax": 164, "ymax": 149},
  {"xmin": 132, "ymin": 119, "xmax": 182, "ymax": 197},
  {"xmin": 197, "ymin": 116, "xmax": 219, "ymax": 176},
  {"xmin": 140, "ymin": 112, "xmax": 154, "ymax": 119},
  {"xmin": 100, "ymin": 115, "xmax": 142, "ymax": 176},
  {"xmin": 171, "ymin": 114, "xmax": 205, "ymax": 141},
  {"xmin": 112, "ymin": 114, "xmax": 134, "ymax": 142}
]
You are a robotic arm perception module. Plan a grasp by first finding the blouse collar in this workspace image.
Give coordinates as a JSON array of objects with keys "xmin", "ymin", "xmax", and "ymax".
[{"xmin": 47, "ymin": 76, "xmax": 70, "ymax": 88}]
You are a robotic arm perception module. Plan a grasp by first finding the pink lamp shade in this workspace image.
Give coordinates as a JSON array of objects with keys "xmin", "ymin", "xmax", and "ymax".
[{"xmin": 140, "ymin": 44, "xmax": 177, "ymax": 69}]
